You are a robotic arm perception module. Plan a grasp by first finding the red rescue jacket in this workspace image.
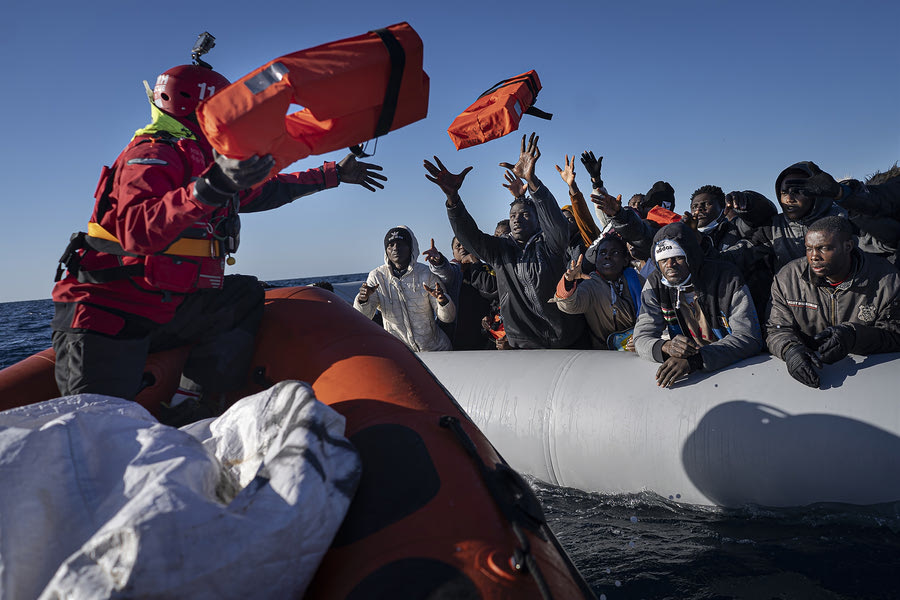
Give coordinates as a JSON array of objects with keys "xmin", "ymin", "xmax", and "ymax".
[{"xmin": 52, "ymin": 113, "xmax": 337, "ymax": 335}]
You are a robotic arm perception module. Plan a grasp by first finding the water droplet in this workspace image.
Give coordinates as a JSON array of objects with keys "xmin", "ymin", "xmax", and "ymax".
[
  {"xmin": 630, "ymin": 516, "xmax": 638, "ymax": 523},
  {"xmin": 600, "ymin": 595, "xmax": 607, "ymax": 600},
  {"xmin": 615, "ymin": 580, "xmax": 622, "ymax": 587},
  {"xmin": 628, "ymin": 541, "xmax": 635, "ymax": 548},
  {"xmin": 606, "ymin": 568, "xmax": 611, "ymax": 574},
  {"xmin": 676, "ymin": 494, "xmax": 681, "ymax": 499}
]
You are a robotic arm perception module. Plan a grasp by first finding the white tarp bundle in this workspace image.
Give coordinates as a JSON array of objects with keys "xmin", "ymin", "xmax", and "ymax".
[{"xmin": 0, "ymin": 380, "xmax": 361, "ymax": 599}]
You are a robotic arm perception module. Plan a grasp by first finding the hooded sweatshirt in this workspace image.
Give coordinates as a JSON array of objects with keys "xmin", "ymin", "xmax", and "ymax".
[
  {"xmin": 354, "ymin": 226, "xmax": 456, "ymax": 352},
  {"xmin": 633, "ymin": 222, "xmax": 763, "ymax": 372},
  {"xmin": 448, "ymin": 185, "xmax": 586, "ymax": 349}
]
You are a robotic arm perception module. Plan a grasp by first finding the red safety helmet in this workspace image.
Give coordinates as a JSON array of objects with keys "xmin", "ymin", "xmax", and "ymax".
[{"xmin": 153, "ymin": 65, "xmax": 230, "ymax": 117}]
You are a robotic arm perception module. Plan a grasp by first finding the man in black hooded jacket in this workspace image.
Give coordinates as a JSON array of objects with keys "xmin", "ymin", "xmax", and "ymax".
[{"xmin": 423, "ymin": 134, "xmax": 586, "ymax": 349}]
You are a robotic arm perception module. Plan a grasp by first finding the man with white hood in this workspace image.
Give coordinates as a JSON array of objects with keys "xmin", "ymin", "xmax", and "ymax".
[{"xmin": 354, "ymin": 226, "xmax": 456, "ymax": 352}]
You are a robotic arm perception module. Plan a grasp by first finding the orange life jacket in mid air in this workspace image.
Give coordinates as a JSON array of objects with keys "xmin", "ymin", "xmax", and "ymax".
[
  {"xmin": 197, "ymin": 22, "xmax": 429, "ymax": 172},
  {"xmin": 447, "ymin": 70, "xmax": 552, "ymax": 151}
]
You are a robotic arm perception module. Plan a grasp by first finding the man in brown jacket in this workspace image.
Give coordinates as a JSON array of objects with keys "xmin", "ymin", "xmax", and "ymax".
[{"xmin": 766, "ymin": 216, "xmax": 900, "ymax": 388}]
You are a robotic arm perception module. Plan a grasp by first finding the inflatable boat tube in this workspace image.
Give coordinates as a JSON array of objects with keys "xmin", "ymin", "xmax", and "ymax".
[
  {"xmin": 418, "ymin": 349, "xmax": 900, "ymax": 509},
  {"xmin": 0, "ymin": 287, "xmax": 594, "ymax": 599},
  {"xmin": 198, "ymin": 22, "xmax": 429, "ymax": 173},
  {"xmin": 448, "ymin": 70, "xmax": 551, "ymax": 150}
]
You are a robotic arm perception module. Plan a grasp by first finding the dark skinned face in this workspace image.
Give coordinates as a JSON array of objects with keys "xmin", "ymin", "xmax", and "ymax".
[
  {"xmin": 386, "ymin": 239, "xmax": 412, "ymax": 271},
  {"xmin": 594, "ymin": 240, "xmax": 628, "ymax": 281},
  {"xmin": 805, "ymin": 229, "xmax": 853, "ymax": 282},
  {"xmin": 658, "ymin": 255, "xmax": 690, "ymax": 285},
  {"xmin": 690, "ymin": 193, "xmax": 722, "ymax": 228},
  {"xmin": 452, "ymin": 237, "xmax": 476, "ymax": 264},
  {"xmin": 779, "ymin": 177, "xmax": 815, "ymax": 221},
  {"xmin": 509, "ymin": 203, "xmax": 538, "ymax": 242}
]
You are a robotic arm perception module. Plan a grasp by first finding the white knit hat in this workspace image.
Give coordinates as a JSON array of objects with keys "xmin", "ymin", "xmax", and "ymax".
[{"xmin": 654, "ymin": 238, "xmax": 686, "ymax": 262}]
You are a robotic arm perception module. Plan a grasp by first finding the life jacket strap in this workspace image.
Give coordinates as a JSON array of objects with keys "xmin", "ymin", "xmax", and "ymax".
[{"xmin": 349, "ymin": 27, "xmax": 406, "ymax": 158}]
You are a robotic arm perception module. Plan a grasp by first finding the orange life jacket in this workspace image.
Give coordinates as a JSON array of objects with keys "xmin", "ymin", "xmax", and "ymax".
[
  {"xmin": 646, "ymin": 205, "xmax": 683, "ymax": 227},
  {"xmin": 197, "ymin": 22, "xmax": 429, "ymax": 173},
  {"xmin": 447, "ymin": 70, "xmax": 552, "ymax": 150}
]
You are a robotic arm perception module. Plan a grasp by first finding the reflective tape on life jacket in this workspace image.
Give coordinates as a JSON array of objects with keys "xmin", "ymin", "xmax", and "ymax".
[
  {"xmin": 197, "ymin": 22, "xmax": 429, "ymax": 174},
  {"xmin": 447, "ymin": 70, "xmax": 552, "ymax": 151},
  {"xmin": 86, "ymin": 222, "xmax": 222, "ymax": 258}
]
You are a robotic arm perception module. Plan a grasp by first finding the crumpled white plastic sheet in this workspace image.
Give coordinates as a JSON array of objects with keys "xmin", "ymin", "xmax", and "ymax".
[{"xmin": 0, "ymin": 380, "xmax": 360, "ymax": 599}]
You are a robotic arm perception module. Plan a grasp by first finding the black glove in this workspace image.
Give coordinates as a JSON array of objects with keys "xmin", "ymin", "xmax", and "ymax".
[
  {"xmin": 798, "ymin": 172, "xmax": 842, "ymax": 200},
  {"xmin": 195, "ymin": 152, "xmax": 275, "ymax": 206},
  {"xmin": 813, "ymin": 324, "xmax": 856, "ymax": 364},
  {"xmin": 783, "ymin": 344, "xmax": 823, "ymax": 388},
  {"xmin": 579, "ymin": 150, "xmax": 604, "ymax": 189}
]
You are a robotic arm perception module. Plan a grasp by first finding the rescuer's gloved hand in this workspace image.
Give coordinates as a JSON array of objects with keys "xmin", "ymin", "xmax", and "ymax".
[
  {"xmin": 813, "ymin": 324, "xmax": 856, "ymax": 364},
  {"xmin": 783, "ymin": 344, "xmax": 823, "ymax": 389},
  {"xmin": 195, "ymin": 152, "xmax": 275, "ymax": 206}
]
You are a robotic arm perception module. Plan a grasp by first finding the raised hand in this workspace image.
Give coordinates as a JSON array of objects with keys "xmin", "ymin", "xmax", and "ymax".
[
  {"xmin": 798, "ymin": 172, "xmax": 842, "ymax": 200},
  {"xmin": 422, "ymin": 238, "xmax": 444, "ymax": 265},
  {"xmin": 502, "ymin": 169, "xmax": 527, "ymax": 198},
  {"xmin": 337, "ymin": 153, "xmax": 387, "ymax": 192},
  {"xmin": 424, "ymin": 156, "xmax": 473, "ymax": 200},
  {"xmin": 590, "ymin": 192, "xmax": 623, "ymax": 217},
  {"xmin": 564, "ymin": 254, "xmax": 591, "ymax": 282},
  {"xmin": 580, "ymin": 150, "xmax": 604, "ymax": 189},
  {"xmin": 423, "ymin": 281, "xmax": 448, "ymax": 305},
  {"xmin": 499, "ymin": 132, "xmax": 541, "ymax": 190},
  {"xmin": 724, "ymin": 191, "xmax": 752, "ymax": 212},
  {"xmin": 555, "ymin": 154, "xmax": 577, "ymax": 189},
  {"xmin": 357, "ymin": 282, "xmax": 379, "ymax": 304}
]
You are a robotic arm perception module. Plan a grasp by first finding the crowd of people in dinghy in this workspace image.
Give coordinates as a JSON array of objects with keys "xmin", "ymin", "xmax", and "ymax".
[{"xmin": 355, "ymin": 133, "xmax": 900, "ymax": 390}]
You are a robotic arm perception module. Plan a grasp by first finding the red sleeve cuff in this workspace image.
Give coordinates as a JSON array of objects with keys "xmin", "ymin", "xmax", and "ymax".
[
  {"xmin": 323, "ymin": 161, "xmax": 339, "ymax": 189},
  {"xmin": 555, "ymin": 275, "xmax": 577, "ymax": 299}
]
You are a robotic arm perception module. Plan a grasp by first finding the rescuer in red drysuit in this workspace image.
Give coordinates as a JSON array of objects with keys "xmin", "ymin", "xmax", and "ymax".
[{"xmin": 51, "ymin": 41, "xmax": 386, "ymax": 425}]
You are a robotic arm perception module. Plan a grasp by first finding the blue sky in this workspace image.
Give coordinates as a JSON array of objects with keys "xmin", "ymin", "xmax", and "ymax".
[{"xmin": 1, "ymin": 0, "xmax": 897, "ymax": 302}]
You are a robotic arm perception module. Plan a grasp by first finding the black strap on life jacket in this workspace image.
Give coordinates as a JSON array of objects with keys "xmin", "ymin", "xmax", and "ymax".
[
  {"xmin": 477, "ymin": 72, "xmax": 553, "ymax": 121},
  {"xmin": 55, "ymin": 232, "xmax": 145, "ymax": 283},
  {"xmin": 349, "ymin": 27, "xmax": 406, "ymax": 158}
]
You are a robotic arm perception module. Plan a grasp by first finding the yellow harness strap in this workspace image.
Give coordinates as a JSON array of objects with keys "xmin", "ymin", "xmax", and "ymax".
[{"xmin": 87, "ymin": 222, "xmax": 221, "ymax": 258}]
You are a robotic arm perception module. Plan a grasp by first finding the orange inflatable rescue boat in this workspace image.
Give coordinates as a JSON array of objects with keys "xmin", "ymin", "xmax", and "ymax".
[
  {"xmin": 197, "ymin": 22, "xmax": 429, "ymax": 173},
  {"xmin": 0, "ymin": 286, "xmax": 595, "ymax": 599},
  {"xmin": 447, "ymin": 70, "xmax": 552, "ymax": 150}
]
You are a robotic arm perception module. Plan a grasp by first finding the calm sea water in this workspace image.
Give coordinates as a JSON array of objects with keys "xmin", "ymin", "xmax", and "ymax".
[{"xmin": 3, "ymin": 275, "xmax": 899, "ymax": 600}]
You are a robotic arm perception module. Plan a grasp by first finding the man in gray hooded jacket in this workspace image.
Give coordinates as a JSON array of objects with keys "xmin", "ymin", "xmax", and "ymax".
[{"xmin": 633, "ymin": 221, "xmax": 763, "ymax": 387}]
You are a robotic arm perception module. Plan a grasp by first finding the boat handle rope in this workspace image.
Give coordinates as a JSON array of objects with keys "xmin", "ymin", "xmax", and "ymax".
[
  {"xmin": 439, "ymin": 415, "xmax": 597, "ymax": 600},
  {"xmin": 438, "ymin": 415, "xmax": 552, "ymax": 598}
]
